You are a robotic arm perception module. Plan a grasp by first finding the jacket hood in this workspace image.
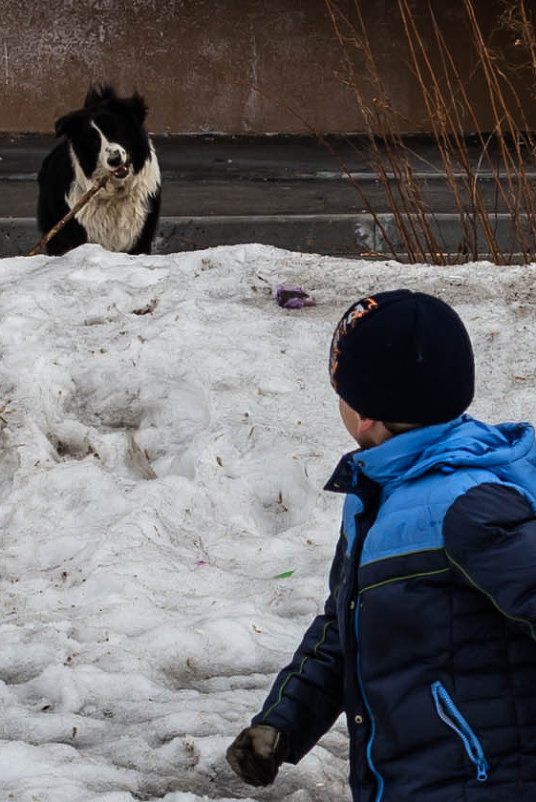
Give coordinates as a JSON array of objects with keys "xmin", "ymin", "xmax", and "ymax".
[{"xmin": 343, "ymin": 415, "xmax": 536, "ymax": 503}]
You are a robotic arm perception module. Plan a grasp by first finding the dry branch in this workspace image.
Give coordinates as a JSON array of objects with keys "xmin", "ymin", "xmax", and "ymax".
[
  {"xmin": 324, "ymin": 0, "xmax": 536, "ymax": 264},
  {"xmin": 27, "ymin": 173, "xmax": 112, "ymax": 257}
]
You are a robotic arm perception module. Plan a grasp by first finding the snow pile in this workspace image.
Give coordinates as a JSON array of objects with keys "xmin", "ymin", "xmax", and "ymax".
[{"xmin": 0, "ymin": 243, "xmax": 534, "ymax": 802}]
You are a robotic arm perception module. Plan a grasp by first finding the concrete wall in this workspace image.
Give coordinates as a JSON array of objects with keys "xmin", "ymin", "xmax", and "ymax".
[{"xmin": 0, "ymin": 0, "xmax": 533, "ymax": 134}]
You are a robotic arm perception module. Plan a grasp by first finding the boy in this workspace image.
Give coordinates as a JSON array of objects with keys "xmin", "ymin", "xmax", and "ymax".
[{"xmin": 226, "ymin": 289, "xmax": 536, "ymax": 801}]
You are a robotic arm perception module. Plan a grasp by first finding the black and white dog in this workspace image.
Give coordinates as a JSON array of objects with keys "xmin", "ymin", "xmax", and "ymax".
[{"xmin": 37, "ymin": 85, "xmax": 161, "ymax": 255}]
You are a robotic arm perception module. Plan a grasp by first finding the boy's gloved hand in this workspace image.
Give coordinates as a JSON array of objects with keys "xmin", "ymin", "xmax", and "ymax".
[{"xmin": 226, "ymin": 724, "xmax": 289, "ymax": 786}]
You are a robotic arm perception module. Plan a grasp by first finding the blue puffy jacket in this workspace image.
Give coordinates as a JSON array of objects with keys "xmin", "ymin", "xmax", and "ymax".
[{"xmin": 252, "ymin": 415, "xmax": 536, "ymax": 801}]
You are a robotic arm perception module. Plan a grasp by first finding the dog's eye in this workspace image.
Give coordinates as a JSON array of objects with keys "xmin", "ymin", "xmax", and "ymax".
[
  {"xmin": 102, "ymin": 126, "xmax": 117, "ymax": 141},
  {"xmin": 94, "ymin": 113, "xmax": 118, "ymax": 140}
]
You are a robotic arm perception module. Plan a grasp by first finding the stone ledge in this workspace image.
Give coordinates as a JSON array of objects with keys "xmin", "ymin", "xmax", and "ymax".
[{"xmin": 2, "ymin": 214, "xmax": 533, "ymax": 261}]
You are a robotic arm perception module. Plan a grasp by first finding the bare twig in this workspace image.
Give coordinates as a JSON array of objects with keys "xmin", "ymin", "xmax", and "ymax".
[
  {"xmin": 27, "ymin": 173, "xmax": 112, "ymax": 257},
  {"xmin": 231, "ymin": 71, "xmax": 402, "ymax": 260},
  {"xmin": 327, "ymin": 0, "xmax": 447, "ymax": 263},
  {"xmin": 323, "ymin": 0, "xmax": 536, "ymax": 264}
]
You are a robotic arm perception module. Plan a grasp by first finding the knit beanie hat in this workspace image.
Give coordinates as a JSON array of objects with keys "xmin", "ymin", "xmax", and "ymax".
[{"xmin": 329, "ymin": 289, "xmax": 474, "ymax": 424}]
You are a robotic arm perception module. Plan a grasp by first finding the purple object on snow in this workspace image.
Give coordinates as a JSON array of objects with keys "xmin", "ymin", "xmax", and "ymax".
[{"xmin": 274, "ymin": 284, "xmax": 315, "ymax": 310}]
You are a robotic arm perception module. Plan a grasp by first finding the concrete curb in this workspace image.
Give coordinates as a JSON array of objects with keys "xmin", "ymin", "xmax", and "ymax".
[{"xmin": 1, "ymin": 213, "xmax": 533, "ymax": 261}]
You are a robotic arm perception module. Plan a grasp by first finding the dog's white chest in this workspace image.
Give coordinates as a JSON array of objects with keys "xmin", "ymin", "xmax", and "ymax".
[
  {"xmin": 72, "ymin": 182, "xmax": 147, "ymax": 252},
  {"xmin": 66, "ymin": 146, "xmax": 160, "ymax": 252}
]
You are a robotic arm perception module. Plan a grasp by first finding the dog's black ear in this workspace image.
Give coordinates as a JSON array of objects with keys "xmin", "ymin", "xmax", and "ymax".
[
  {"xmin": 84, "ymin": 84, "xmax": 117, "ymax": 108},
  {"xmin": 125, "ymin": 92, "xmax": 148, "ymax": 124},
  {"xmin": 55, "ymin": 112, "xmax": 78, "ymax": 138}
]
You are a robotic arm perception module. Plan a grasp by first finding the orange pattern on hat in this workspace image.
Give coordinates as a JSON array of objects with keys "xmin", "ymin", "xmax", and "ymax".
[{"xmin": 329, "ymin": 297, "xmax": 378, "ymax": 391}]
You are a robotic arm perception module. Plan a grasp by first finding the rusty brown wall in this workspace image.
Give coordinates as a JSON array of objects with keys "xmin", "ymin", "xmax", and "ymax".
[{"xmin": 0, "ymin": 0, "xmax": 534, "ymax": 134}]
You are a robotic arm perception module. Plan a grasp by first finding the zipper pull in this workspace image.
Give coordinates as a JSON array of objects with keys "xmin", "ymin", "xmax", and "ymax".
[{"xmin": 476, "ymin": 758, "xmax": 488, "ymax": 782}]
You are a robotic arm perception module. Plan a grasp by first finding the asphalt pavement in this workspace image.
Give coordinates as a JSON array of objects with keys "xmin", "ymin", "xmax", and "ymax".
[{"xmin": 1, "ymin": 133, "xmax": 533, "ymax": 259}]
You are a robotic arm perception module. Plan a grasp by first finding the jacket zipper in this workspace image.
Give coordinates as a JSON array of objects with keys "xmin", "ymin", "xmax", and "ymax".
[
  {"xmin": 351, "ymin": 490, "xmax": 384, "ymax": 800},
  {"xmin": 431, "ymin": 681, "xmax": 489, "ymax": 782},
  {"xmin": 355, "ymin": 602, "xmax": 384, "ymax": 801}
]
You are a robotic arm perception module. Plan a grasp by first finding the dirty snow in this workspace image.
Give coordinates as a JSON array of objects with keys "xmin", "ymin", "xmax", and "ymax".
[{"xmin": 0, "ymin": 242, "xmax": 534, "ymax": 802}]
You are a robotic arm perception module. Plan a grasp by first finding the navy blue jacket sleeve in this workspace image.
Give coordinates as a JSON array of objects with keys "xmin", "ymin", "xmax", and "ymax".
[
  {"xmin": 444, "ymin": 482, "xmax": 536, "ymax": 639},
  {"xmin": 251, "ymin": 533, "xmax": 346, "ymax": 763}
]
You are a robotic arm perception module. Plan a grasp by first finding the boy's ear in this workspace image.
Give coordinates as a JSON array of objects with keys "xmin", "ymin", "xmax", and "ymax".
[
  {"xmin": 357, "ymin": 417, "xmax": 375, "ymax": 433},
  {"xmin": 125, "ymin": 92, "xmax": 148, "ymax": 124}
]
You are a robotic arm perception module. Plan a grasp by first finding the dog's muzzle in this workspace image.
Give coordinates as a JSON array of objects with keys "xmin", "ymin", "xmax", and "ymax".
[
  {"xmin": 106, "ymin": 149, "xmax": 130, "ymax": 179},
  {"xmin": 111, "ymin": 162, "xmax": 130, "ymax": 179}
]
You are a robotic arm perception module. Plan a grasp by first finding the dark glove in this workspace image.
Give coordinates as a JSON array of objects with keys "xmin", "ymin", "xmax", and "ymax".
[{"xmin": 226, "ymin": 724, "xmax": 289, "ymax": 786}]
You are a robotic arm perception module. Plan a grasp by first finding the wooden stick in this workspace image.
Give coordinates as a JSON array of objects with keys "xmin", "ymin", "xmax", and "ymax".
[{"xmin": 27, "ymin": 172, "xmax": 112, "ymax": 257}]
